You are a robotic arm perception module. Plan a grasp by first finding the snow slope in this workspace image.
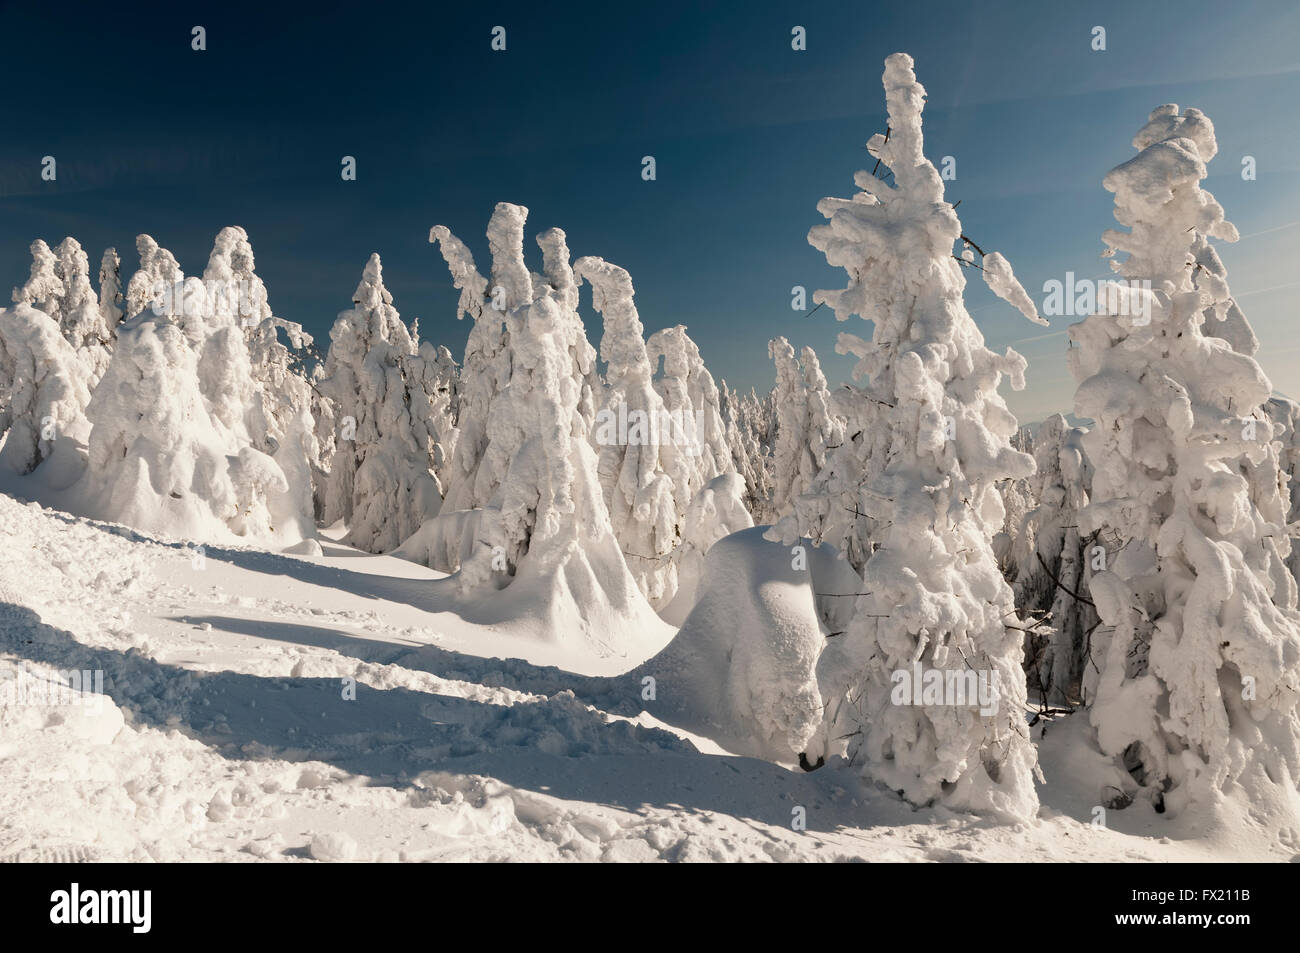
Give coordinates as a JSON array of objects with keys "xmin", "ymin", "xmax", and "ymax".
[{"xmin": 1, "ymin": 492, "xmax": 1296, "ymax": 862}]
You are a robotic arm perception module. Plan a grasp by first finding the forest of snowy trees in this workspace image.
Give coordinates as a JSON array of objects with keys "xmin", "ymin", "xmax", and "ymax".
[{"xmin": 3, "ymin": 52, "xmax": 1298, "ymax": 832}]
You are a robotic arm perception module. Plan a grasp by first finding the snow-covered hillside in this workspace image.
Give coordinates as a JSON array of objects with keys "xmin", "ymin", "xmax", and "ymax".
[{"xmin": 2, "ymin": 492, "xmax": 1294, "ymax": 862}]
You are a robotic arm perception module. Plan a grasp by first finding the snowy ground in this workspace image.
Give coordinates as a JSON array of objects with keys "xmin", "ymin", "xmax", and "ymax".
[{"xmin": 1, "ymin": 492, "xmax": 1295, "ymax": 862}]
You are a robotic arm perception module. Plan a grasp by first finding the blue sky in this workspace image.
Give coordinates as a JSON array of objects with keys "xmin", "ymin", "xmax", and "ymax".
[{"xmin": 2, "ymin": 0, "xmax": 1297, "ymax": 423}]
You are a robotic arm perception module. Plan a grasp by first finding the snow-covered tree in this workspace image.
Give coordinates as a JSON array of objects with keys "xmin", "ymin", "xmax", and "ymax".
[
  {"xmin": 53, "ymin": 238, "xmax": 112, "ymax": 382},
  {"xmin": 319, "ymin": 254, "xmax": 443, "ymax": 553},
  {"xmin": 1009, "ymin": 415, "xmax": 1099, "ymax": 707},
  {"xmin": 719, "ymin": 381, "xmax": 772, "ymax": 523},
  {"xmin": 576, "ymin": 255, "xmax": 685, "ymax": 607},
  {"xmin": 1070, "ymin": 104, "xmax": 1300, "ymax": 817},
  {"xmin": 12, "ymin": 238, "xmax": 112, "ymax": 384},
  {"xmin": 98, "ymin": 247, "xmax": 124, "ymax": 335},
  {"xmin": 125, "ymin": 234, "xmax": 183, "ymax": 321},
  {"xmin": 426, "ymin": 205, "xmax": 657, "ymax": 646},
  {"xmin": 203, "ymin": 226, "xmax": 319, "ymax": 540},
  {"xmin": 0, "ymin": 304, "xmax": 91, "ymax": 476},
  {"xmin": 79, "ymin": 282, "xmax": 286, "ymax": 540},
  {"xmin": 768, "ymin": 338, "xmax": 844, "ymax": 521},
  {"xmin": 646, "ymin": 325, "xmax": 734, "ymax": 507},
  {"xmin": 1266, "ymin": 397, "xmax": 1300, "ymax": 588},
  {"xmin": 12, "ymin": 240, "xmax": 61, "ymax": 317},
  {"xmin": 429, "ymin": 209, "xmax": 512, "ymax": 514},
  {"xmin": 770, "ymin": 53, "xmax": 1045, "ymax": 820}
]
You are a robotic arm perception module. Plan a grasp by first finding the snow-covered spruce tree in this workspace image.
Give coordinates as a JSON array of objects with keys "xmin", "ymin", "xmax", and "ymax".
[
  {"xmin": 1070, "ymin": 104, "xmax": 1300, "ymax": 817},
  {"xmin": 720, "ymin": 381, "xmax": 772, "ymax": 523},
  {"xmin": 429, "ymin": 206, "xmax": 654, "ymax": 646},
  {"xmin": 992, "ymin": 426, "xmax": 1035, "ymax": 574},
  {"xmin": 203, "ymin": 226, "xmax": 319, "ymax": 540},
  {"xmin": 124, "ymin": 234, "xmax": 183, "ymax": 321},
  {"xmin": 407, "ymin": 342, "xmax": 460, "ymax": 497},
  {"xmin": 771, "ymin": 53, "xmax": 1046, "ymax": 819},
  {"xmin": 429, "ymin": 207, "xmax": 514, "ymax": 515},
  {"xmin": 79, "ymin": 278, "xmax": 286, "ymax": 540},
  {"xmin": 646, "ymin": 324, "xmax": 734, "ymax": 507},
  {"xmin": 98, "ymin": 247, "xmax": 124, "ymax": 336},
  {"xmin": 0, "ymin": 303, "xmax": 91, "ymax": 476},
  {"xmin": 1010, "ymin": 414, "xmax": 1099, "ymax": 707},
  {"xmin": 1266, "ymin": 397, "xmax": 1300, "ymax": 588},
  {"xmin": 53, "ymin": 238, "xmax": 112, "ymax": 383},
  {"xmin": 319, "ymin": 254, "xmax": 441, "ymax": 553},
  {"xmin": 12, "ymin": 239, "xmax": 61, "ymax": 317},
  {"xmin": 575, "ymin": 255, "xmax": 685, "ymax": 608},
  {"xmin": 12, "ymin": 238, "xmax": 112, "ymax": 384},
  {"xmin": 768, "ymin": 338, "xmax": 844, "ymax": 521}
]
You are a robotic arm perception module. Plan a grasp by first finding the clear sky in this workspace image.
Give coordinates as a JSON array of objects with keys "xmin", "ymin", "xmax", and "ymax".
[{"xmin": 2, "ymin": 0, "xmax": 1297, "ymax": 424}]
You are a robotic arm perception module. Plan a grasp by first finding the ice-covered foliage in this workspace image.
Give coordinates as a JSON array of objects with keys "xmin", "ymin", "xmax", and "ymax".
[
  {"xmin": 0, "ymin": 304, "xmax": 92, "ymax": 476},
  {"xmin": 769, "ymin": 54, "xmax": 1043, "ymax": 820},
  {"xmin": 575, "ymin": 255, "xmax": 684, "ymax": 608},
  {"xmin": 1069, "ymin": 104, "xmax": 1300, "ymax": 818},
  {"xmin": 319, "ymin": 254, "xmax": 442, "ymax": 553}
]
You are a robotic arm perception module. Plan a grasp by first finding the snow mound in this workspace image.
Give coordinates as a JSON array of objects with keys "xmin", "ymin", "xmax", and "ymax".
[{"xmin": 636, "ymin": 527, "xmax": 825, "ymax": 763}]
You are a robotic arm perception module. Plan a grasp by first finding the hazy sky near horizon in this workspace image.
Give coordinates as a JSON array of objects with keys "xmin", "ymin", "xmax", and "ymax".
[{"xmin": 1, "ymin": 0, "xmax": 1297, "ymax": 423}]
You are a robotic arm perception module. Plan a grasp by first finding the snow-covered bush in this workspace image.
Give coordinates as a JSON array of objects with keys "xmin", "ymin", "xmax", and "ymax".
[
  {"xmin": 770, "ymin": 53, "xmax": 1045, "ymax": 820},
  {"xmin": 1070, "ymin": 104, "xmax": 1300, "ymax": 817}
]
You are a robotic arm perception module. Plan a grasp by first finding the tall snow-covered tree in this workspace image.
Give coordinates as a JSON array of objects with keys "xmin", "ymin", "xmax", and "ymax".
[
  {"xmin": 98, "ymin": 247, "xmax": 124, "ymax": 335},
  {"xmin": 771, "ymin": 53, "xmax": 1045, "ymax": 820},
  {"xmin": 768, "ymin": 338, "xmax": 844, "ymax": 521},
  {"xmin": 203, "ymin": 226, "xmax": 319, "ymax": 540},
  {"xmin": 79, "ymin": 279, "xmax": 287, "ymax": 541},
  {"xmin": 576, "ymin": 255, "xmax": 685, "ymax": 607},
  {"xmin": 1009, "ymin": 414, "xmax": 1099, "ymax": 707},
  {"xmin": 320, "ymin": 254, "xmax": 442, "ymax": 553},
  {"xmin": 429, "ymin": 207, "xmax": 514, "ymax": 515},
  {"xmin": 1070, "ymin": 104, "xmax": 1300, "ymax": 817},
  {"xmin": 646, "ymin": 324, "xmax": 734, "ymax": 506},
  {"xmin": 53, "ymin": 238, "xmax": 112, "ymax": 383}
]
